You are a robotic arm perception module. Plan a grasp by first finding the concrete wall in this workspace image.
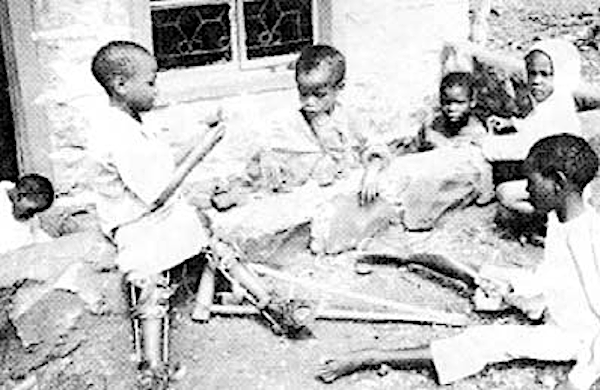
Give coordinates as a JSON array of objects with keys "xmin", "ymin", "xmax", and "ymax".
[{"xmin": 14, "ymin": 0, "xmax": 470, "ymax": 205}]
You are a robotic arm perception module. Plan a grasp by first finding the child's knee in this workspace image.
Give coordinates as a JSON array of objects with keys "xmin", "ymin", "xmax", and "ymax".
[{"xmin": 496, "ymin": 181, "xmax": 527, "ymax": 208}]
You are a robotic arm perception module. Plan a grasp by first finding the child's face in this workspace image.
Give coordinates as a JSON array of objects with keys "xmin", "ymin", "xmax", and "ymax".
[
  {"xmin": 120, "ymin": 53, "xmax": 158, "ymax": 114},
  {"xmin": 440, "ymin": 85, "xmax": 473, "ymax": 124},
  {"xmin": 296, "ymin": 68, "xmax": 340, "ymax": 118},
  {"xmin": 8, "ymin": 190, "xmax": 39, "ymax": 221},
  {"xmin": 526, "ymin": 51, "xmax": 554, "ymax": 103},
  {"xmin": 525, "ymin": 170, "xmax": 559, "ymax": 213}
]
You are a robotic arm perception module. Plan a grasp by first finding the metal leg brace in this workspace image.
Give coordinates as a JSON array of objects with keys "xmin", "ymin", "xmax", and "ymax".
[{"xmin": 129, "ymin": 271, "xmax": 171, "ymax": 367}]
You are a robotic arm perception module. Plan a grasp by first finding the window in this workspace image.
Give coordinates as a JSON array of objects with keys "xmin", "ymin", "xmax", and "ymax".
[{"xmin": 150, "ymin": 0, "xmax": 318, "ymax": 71}]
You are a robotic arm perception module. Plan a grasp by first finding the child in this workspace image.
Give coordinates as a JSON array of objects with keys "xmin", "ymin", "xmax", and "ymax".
[
  {"xmin": 418, "ymin": 71, "xmax": 488, "ymax": 150},
  {"xmin": 248, "ymin": 44, "xmax": 389, "ymax": 205},
  {"xmin": 372, "ymin": 71, "xmax": 494, "ymax": 230},
  {"xmin": 87, "ymin": 41, "xmax": 296, "ymax": 388},
  {"xmin": 318, "ymin": 134, "xmax": 600, "ymax": 390},
  {"xmin": 0, "ymin": 174, "xmax": 54, "ymax": 254}
]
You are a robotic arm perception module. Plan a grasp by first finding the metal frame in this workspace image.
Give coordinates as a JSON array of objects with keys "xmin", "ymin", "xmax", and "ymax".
[{"xmin": 150, "ymin": 0, "xmax": 319, "ymax": 71}]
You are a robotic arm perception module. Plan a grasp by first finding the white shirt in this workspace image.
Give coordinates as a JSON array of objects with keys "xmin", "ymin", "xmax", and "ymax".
[
  {"xmin": 0, "ymin": 181, "xmax": 51, "ymax": 254},
  {"xmin": 87, "ymin": 104, "xmax": 208, "ymax": 274},
  {"xmin": 510, "ymin": 208, "xmax": 600, "ymax": 389},
  {"xmin": 87, "ymin": 105, "xmax": 175, "ymax": 234}
]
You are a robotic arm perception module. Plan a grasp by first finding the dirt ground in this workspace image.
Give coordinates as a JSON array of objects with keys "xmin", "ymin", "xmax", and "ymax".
[{"xmin": 6, "ymin": 0, "xmax": 600, "ymax": 389}]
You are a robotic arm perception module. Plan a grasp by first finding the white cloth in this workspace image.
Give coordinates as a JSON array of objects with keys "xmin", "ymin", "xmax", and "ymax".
[
  {"xmin": 432, "ymin": 207, "xmax": 600, "ymax": 389},
  {"xmin": 0, "ymin": 181, "xmax": 51, "ymax": 254},
  {"xmin": 87, "ymin": 105, "xmax": 208, "ymax": 275},
  {"xmin": 482, "ymin": 39, "xmax": 582, "ymax": 161}
]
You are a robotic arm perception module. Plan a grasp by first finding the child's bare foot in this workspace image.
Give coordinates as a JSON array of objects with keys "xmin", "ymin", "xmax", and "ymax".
[
  {"xmin": 316, "ymin": 351, "xmax": 376, "ymax": 383},
  {"xmin": 317, "ymin": 358, "xmax": 361, "ymax": 383}
]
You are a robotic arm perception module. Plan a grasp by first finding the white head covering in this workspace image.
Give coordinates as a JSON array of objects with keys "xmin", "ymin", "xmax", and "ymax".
[
  {"xmin": 516, "ymin": 38, "xmax": 582, "ymax": 139},
  {"xmin": 482, "ymin": 39, "xmax": 583, "ymax": 161},
  {"xmin": 528, "ymin": 38, "xmax": 581, "ymax": 103}
]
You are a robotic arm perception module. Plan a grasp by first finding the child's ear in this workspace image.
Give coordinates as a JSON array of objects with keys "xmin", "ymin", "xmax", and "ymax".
[
  {"xmin": 111, "ymin": 75, "xmax": 128, "ymax": 96},
  {"xmin": 548, "ymin": 169, "xmax": 569, "ymax": 192},
  {"xmin": 470, "ymin": 91, "xmax": 478, "ymax": 108},
  {"xmin": 335, "ymin": 81, "xmax": 346, "ymax": 90}
]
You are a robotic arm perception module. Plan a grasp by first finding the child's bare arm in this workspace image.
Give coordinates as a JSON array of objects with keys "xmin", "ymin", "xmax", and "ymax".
[
  {"xmin": 359, "ymin": 157, "xmax": 385, "ymax": 206},
  {"xmin": 444, "ymin": 41, "xmax": 525, "ymax": 79},
  {"xmin": 574, "ymin": 81, "xmax": 600, "ymax": 112}
]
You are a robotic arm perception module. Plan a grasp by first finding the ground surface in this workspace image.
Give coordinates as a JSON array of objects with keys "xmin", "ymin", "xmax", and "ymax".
[{"xmin": 5, "ymin": 1, "xmax": 600, "ymax": 389}]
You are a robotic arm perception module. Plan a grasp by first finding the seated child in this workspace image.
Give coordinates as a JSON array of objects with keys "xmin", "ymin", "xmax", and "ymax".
[
  {"xmin": 87, "ymin": 41, "xmax": 300, "ymax": 388},
  {"xmin": 418, "ymin": 71, "xmax": 488, "ymax": 150},
  {"xmin": 318, "ymin": 134, "xmax": 600, "ymax": 390},
  {"xmin": 247, "ymin": 44, "xmax": 389, "ymax": 205},
  {"xmin": 372, "ymin": 71, "xmax": 493, "ymax": 230},
  {"xmin": 0, "ymin": 174, "xmax": 54, "ymax": 254}
]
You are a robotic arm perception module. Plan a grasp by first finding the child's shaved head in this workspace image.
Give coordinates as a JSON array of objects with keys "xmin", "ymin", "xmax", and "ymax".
[
  {"xmin": 440, "ymin": 72, "xmax": 475, "ymax": 99},
  {"xmin": 91, "ymin": 41, "xmax": 152, "ymax": 95},
  {"xmin": 16, "ymin": 174, "xmax": 55, "ymax": 212},
  {"xmin": 524, "ymin": 134, "xmax": 599, "ymax": 191},
  {"xmin": 295, "ymin": 45, "xmax": 346, "ymax": 87}
]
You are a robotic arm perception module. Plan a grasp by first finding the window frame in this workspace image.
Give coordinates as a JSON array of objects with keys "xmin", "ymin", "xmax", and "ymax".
[{"xmin": 138, "ymin": 0, "xmax": 331, "ymax": 104}]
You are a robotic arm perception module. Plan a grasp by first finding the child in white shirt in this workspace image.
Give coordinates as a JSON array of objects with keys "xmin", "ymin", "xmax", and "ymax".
[
  {"xmin": 0, "ymin": 174, "xmax": 54, "ymax": 254},
  {"xmin": 318, "ymin": 134, "xmax": 600, "ymax": 390}
]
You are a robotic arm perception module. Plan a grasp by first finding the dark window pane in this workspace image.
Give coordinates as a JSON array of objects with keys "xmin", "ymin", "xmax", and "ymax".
[
  {"xmin": 151, "ymin": 4, "xmax": 232, "ymax": 70},
  {"xmin": 243, "ymin": 0, "xmax": 313, "ymax": 59}
]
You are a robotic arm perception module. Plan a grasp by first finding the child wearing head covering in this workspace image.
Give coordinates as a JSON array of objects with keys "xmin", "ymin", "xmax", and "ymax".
[{"xmin": 481, "ymin": 39, "xmax": 584, "ymax": 218}]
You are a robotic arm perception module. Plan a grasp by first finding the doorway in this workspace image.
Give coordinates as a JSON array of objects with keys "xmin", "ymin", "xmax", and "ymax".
[{"xmin": 0, "ymin": 27, "xmax": 17, "ymax": 181}]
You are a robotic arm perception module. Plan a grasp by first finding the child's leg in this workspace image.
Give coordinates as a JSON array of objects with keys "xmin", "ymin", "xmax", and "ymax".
[
  {"xmin": 212, "ymin": 241, "xmax": 272, "ymax": 307},
  {"xmin": 129, "ymin": 272, "xmax": 172, "ymax": 368},
  {"xmin": 316, "ymin": 345, "xmax": 434, "ymax": 383},
  {"xmin": 225, "ymin": 259, "xmax": 272, "ymax": 307},
  {"xmin": 495, "ymin": 179, "xmax": 547, "ymax": 244}
]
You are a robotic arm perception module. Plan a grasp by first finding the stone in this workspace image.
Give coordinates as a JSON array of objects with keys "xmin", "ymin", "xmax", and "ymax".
[
  {"xmin": 208, "ymin": 178, "xmax": 359, "ymax": 261},
  {"xmin": 12, "ymin": 290, "xmax": 85, "ymax": 347},
  {"xmin": 53, "ymin": 262, "xmax": 127, "ymax": 315},
  {"xmin": 0, "ymin": 231, "xmax": 117, "ymax": 288}
]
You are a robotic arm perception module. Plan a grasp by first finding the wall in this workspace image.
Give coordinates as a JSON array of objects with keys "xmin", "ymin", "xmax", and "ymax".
[
  {"xmin": 12, "ymin": 0, "xmax": 136, "ymax": 203},
  {"xmin": 10, "ymin": 0, "xmax": 470, "ymax": 205}
]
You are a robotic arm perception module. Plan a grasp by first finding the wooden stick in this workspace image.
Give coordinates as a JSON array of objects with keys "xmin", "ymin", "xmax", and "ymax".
[
  {"xmin": 117, "ymin": 127, "xmax": 225, "ymax": 231},
  {"xmin": 249, "ymin": 264, "xmax": 469, "ymax": 326},
  {"xmin": 209, "ymin": 304, "xmax": 470, "ymax": 326},
  {"xmin": 191, "ymin": 262, "xmax": 216, "ymax": 322},
  {"xmin": 150, "ymin": 126, "xmax": 224, "ymax": 212}
]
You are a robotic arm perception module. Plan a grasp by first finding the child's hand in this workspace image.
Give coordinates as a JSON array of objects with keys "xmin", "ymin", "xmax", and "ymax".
[
  {"xmin": 259, "ymin": 151, "xmax": 289, "ymax": 192},
  {"xmin": 473, "ymin": 276, "xmax": 512, "ymax": 311},
  {"xmin": 504, "ymin": 293, "xmax": 546, "ymax": 320},
  {"xmin": 205, "ymin": 107, "xmax": 224, "ymax": 128},
  {"xmin": 477, "ymin": 276, "xmax": 511, "ymax": 298},
  {"xmin": 486, "ymin": 116, "xmax": 515, "ymax": 134},
  {"xmin": 359, "ymin": 165, "xmax": 381, "ymax": 206},
  {"xmin": 311, "ymin": 155, "xmax": 339, "ymax": 187}
]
